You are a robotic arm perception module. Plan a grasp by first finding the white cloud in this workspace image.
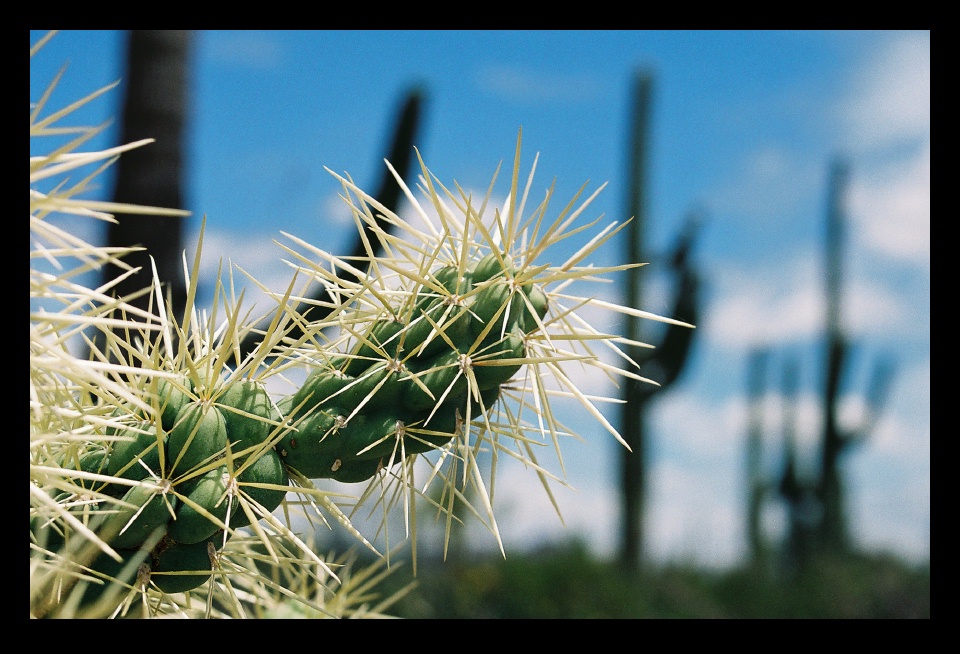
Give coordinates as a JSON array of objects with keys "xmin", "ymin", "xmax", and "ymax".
[
  {"xmin": 647, "ymin": 459, "xmax": 743, "ymax": 569},
  {"xmin": 703, "ymin": 242, "xmax": 922, "ymax": 354},
  {"xmin": 837, "ymin": 32, "xmax": 930, "ymax": 153},
  {"xmin": 705, "ymin": 257, "xmax": 825, "ymax": 349},
  {"xmin": 849, "ymin": 440, "xmax": 929, "ymax": 563},
  {"xmin": 707, "ymin": 146, "xmax": 821, "ymax": 224},
  {"xmin": 835, "ymin": 33, "xmax": 930, "ymax": 266},
  {"xmin": 848, "ymin": 141, "xmax": 930, "ymax": 264}
]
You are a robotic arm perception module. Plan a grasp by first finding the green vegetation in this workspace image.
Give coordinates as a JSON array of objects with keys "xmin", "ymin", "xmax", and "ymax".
[{"xmin": 380, "ymin": 540, "xmax": 930, "ymax": 618}]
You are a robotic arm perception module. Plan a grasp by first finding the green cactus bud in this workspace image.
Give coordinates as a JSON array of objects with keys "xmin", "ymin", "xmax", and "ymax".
[
  {"xmin": 520, "ymin": 282, "xmax": 549, "ymax": 332},
  {"xmin": 157, "ymin": 377, "xmax": 193, "ymax": 432},
  {"xmin": 470, "ymin": 279, "xmax": 525, "ymax": 342},
  {"xmin": 59, "ymin": 448, "xmax": 112, "ymax": 492},
  {"xmin": 404, "ymin": 300, "xmax": 473, "ymax": 360},
  {"xmin": 293, "ymin": 367, "xmax": 354, "ymax": 416},
  {"xmin": 107, "ymin": 421, "xmax": 164, "ymax": 483},
  {"xmin": 472, "ymin": 328, "xmax": 526, "ymax": 390},
  {"xmin": 169, "ymin": 465, "xmax": 236, "ymax": 545},
  {"xmin": 167, "ymin": 401, "xmax": 228, "ymax": 477},
  {"xmin": 329, "ymin": 457, "xmax": 382, "ymax": 484},
  {"xmin": 343, "ymin": 318, "xmax": 406, "ymax": 376},
  {"xmin": 337, "ymin": 360, "xmax": 409, "ymax": 413},
  {"xmin": 149, "ymin": 537, "xmax": 217, "ymax": 594},
  {"xmin": 232, "ymin": 449, "xmax": 288, "ymax": 528},
  {"xmin": 472, "ymin": 252, "xmax": 514, "ymax": 285},
  {"xmin": 217, "ymin": 379, "xmax": 274, "ymax": 452},
  {"xmin": 414, "ymin": 265, "xmax": 473, "ymax": 313},
  {"xmin": 99, "ymin": 483, "xmax": 174, "ymax": 550},
  {"xmin": 403, "ymin": 349, "xmax": 469, "ymax": 412},
  {"xmin": 338, "ymin": 412, "xmax": 408, "ymax": 461}
]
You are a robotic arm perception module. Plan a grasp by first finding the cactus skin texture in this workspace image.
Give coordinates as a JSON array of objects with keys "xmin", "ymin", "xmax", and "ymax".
[
  {"xmin": 278, "ymin": 252, "xmax": 542, "ymax": 478},
  {"xmin": 62, "ymin": 378, "xmax": 286, "ymax": 595}
]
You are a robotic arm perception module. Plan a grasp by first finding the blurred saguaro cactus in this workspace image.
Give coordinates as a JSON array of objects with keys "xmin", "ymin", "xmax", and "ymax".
[
  {"xmin": 93, "ymin": 30, "xmax": 192, "ymax": 360},
  {"xmin": 744, "ymin": 158, "xmax": 897, "ymax": 572},
  {"xmin": 745, "ymin": 348, "xmax": 770, "ymax": 566},
  {"xmin": 776, "ymin": 355, "xmax": 821, "ymax": 572},
  {"xmin": 234, "ymin": 84, "xmax": 427, "ymax": 362},
  {"xmin": 816, "ymin": 158, "xmax": 897, "ymax": 555},
  {"xmin": 618, "ymin": 70, "xmax": 701, "ymax": 571}
]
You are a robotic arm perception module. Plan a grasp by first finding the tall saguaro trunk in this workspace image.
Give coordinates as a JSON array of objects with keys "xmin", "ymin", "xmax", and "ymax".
[
  {"xmin": 745, "ymin": 348, "xmax": 770, "ymax": 566},
  {"xmin": 103, "ymin": 30, "xmax": 192, "ymax": 335},
  {"xmin": 617, "ymin": 71, "xmax": 701, "ymax": 572},
  {"xmin": 618, "ymin": 71, "xmax": 654, "ymax": 571},
  {"xmin": 818, "ymin": 159, "xmax": 851, "ymax": 554}
]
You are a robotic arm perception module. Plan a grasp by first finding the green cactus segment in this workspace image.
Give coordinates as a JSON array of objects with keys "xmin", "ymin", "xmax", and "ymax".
[
  {"xmin": 404, "ymin": 349, "xmax": 469, "ymax": 411},
  {"xmin": 338, "ymin": 412, "xmax": 408, "ymax": 460},
  {"xmin": 404, "ymin": 265, "xmax": 475, "ymax": 359},
  {"xmin": 149, "ymin": 537, "xmax": 216, "ymax": 594},
  {"xmin": 238, "ymin": 257, "xmax": 549, "ymax": 487},
  {"xmin": 232, "ymin": 449, "xmax": 288, "ymax": 528},
  {"xmin": 277, "ymin": 407, "xmax": 346, "ymax": 478},
  {"xmin": 415, "ymin": 265, "xmax": 473, "ymax": 311},
  {"xmin": 329, "ymin": 458, "xmax": 383, "ymax": 484},
  {"xmin": 60, "ymin": 449, "xmax": 111, "ymax": 492},
  {"xmin": 157, "ymin": 377, "xmax": 193, "ymax": 432},
  {"xmin": 343, "ymin": 318, "xmax": 405, "ymax": 376},
  {"xmin": 108, "ymin": 421, "xmax": 164, "ymax": 483},
  {"xmin": 520, "ymin": 282, "xmax": 549, "ymax": 332},
  {"xmin": 405, "ymin": 302, "xmax": 473, "ymax": 359},
  {"xmin": 469, "ymin": 279, "xmax": 526, "ymax": 341},
  {"xmin": 169, "ymin": 465, "xmax": 237, "ymax": 545},
  {"xmin": 78, "ymin": 548, "xmax": 147, "ymax": 606},
  {"xmin": 291, "ymin": 367, "xmax": 354, "ymax": 416},
  {"xmin": 471, "ymin": 252, "xmax": 514, "ymax": 285},
  {"xmin": 339, "ymin": 361, "xmax": 407, "ymax": 412},
  {"xmin": 99, "ymin": 484, "xmax": 174, "ymax": 550},
  {"xmin": 167, "ymin": 402, "xmax": 228, "ymax": 477},
  {"xmin": 472, "ymin": 328, "xmax": 527, "ymax": 390},
  {"xmin": 217, "ymin": 379, "xmax": 274, "ymax": 452}
]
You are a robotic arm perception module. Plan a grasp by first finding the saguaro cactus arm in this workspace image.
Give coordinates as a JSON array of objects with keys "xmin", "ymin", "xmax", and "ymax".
[
  {"xmin": 642, "ymin": 214, "xmax": 702, "ymax": 389},
  {"xmin": 235, "ymin": 86, "xmax": 427, "ymax": 362}
]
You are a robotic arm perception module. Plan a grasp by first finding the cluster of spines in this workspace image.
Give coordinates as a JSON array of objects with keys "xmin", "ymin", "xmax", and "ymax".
[
  {"xmin": 42, "ymin": 376, "xmax": 288, "ymax": 598},
  {"xmin": 276, "ymin": 251, "xmax": 547, "ymax": 480},
  {"xmin": 46, "ymin": 250, "xmax": 549, "ymax": 599}
]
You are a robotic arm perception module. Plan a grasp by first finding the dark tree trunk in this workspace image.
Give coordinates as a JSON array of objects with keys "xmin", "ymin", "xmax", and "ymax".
[
  {"xmin": 618, "ymin": 71, "xmax": 653, "ymax": 572},
  {"xmin": 103, "ymin": 30, "xmax": 192, "ymax": 334}
]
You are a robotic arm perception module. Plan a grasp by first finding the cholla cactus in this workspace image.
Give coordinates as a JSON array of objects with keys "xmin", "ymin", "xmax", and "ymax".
[{"xmin": 29, "ymin": 32, "xmax": 689, "ymax": 618}]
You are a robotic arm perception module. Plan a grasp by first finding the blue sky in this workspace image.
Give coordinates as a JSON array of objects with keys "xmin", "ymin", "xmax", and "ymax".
[{"xmin": 30, "ymin": 30, "xmax": 929, "ymax": 568}]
